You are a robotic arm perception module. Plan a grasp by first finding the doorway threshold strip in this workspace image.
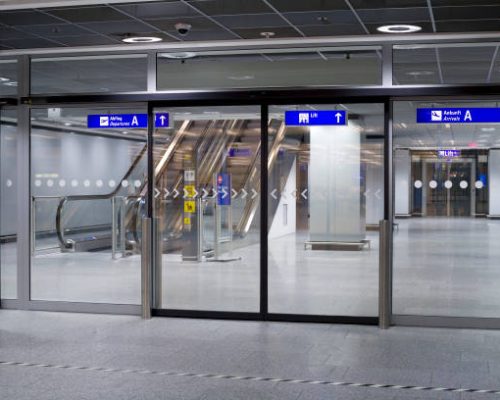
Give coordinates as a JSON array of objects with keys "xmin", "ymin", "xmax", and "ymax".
[{"xmin": 1, "ymin": 360, "xmax": 499, "ymax": 396}]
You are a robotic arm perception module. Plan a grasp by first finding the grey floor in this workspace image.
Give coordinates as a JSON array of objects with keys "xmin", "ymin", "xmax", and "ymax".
[
  {"xmin": 2, "ymin": 218, "xmax": 500, "ymax": 318},
  {"xmin": 2, "ymin": 310, "xmax": 500, "ymax": 399}
]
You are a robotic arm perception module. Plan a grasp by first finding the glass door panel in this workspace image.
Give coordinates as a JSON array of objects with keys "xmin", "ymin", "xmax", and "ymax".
[
  {"xmin": 268, "ymin": 103, "xmax": 384, "ymax": 316},
  {"xmin": 393, "ymin": 99, "xmax": 500, "ymax": 318},
  {"xmin": 30, "ymin": 105, "xmax": 147, "ymax": 304},
  {"xmin": 153, "ymin": 106, "xmax": 261, "ymax": 312}
]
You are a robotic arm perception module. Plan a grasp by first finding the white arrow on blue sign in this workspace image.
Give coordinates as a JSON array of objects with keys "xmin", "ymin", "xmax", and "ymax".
[{"xmin": 285, "ymin": 110, "xmax": 347, "ymax": 126}]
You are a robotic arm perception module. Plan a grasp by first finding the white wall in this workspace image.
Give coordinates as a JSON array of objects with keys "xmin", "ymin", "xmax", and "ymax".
[
  {"xmin": 309, "ymin": 122, "xmax": 365, "ymax": 242},
  {"xmin": 269, "ymin": 158, "xmax": 296, "ymax": 239},
  {"xmin": 394, "ymin": 149, "xmax": 411, "ymax": 216},
  {"xmin": 489, "ymin": 150, "xmax": 500, "ymax": 216}
]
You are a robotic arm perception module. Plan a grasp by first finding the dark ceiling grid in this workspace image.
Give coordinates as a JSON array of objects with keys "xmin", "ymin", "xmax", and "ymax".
[
  {"xmin": 425, "ymin": 0, "xmax": 444, "ymax": 84},
  {"xmin": 261, "ymin": 0, "xmax": 330, "ymax": 61},
  {"xmin": 0, "ymin": 19, "xmax": 69, "ymax": 48},
  {"xmin": 105, "ymin": 3, "xmax": 182, "ymax": 41},
  {"xmin": 34, "ymin": 7, "xmax": 124, "ymax": 45}
]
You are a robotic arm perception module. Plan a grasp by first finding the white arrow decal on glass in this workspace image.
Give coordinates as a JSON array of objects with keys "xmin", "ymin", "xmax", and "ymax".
[
  {"xmin": 163, "ymin": 188, "xmax": 170, "ymax": 199},
  {"xmin": 375, "ymin": 189, "xmax": 382, "ymax": 200},
  {"xmin": 270, "ymin": 189, "xmax": 278, "ymax": 200},
  {"xmin": 202, "ymin": 188, "xmax": 210, "ymax": 199},
  {"xmin": 301, "ymin": 189, "xmax": 308, "ymax": 199},
  {"xmin": 240, "ymin": 188, "xmax": 248, "ymax": 199},
  {"xmin": 251, "ymin": 189, "xmax": 259, "ymax": 199},
  {"xmin": 231, "ymin": 189, "xmax": 238, "ymax": 199},
  {"xmin": 154, "ymin": 188, "xmax": 160, "ymax": 198},
  {"xmin": 172, "ymin": 189, "xmax": 180, "ymax": 199}
]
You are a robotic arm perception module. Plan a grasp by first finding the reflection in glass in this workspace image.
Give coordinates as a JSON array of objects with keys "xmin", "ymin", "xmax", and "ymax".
[
  {"xmin": 0, "ymin": 109, "xmax": 17, "ymax": 299},
  {"xmin": 153, "ymin": 106, "xmax": 261, "ymax": 312},
  {"xmin": 268, "ymin": 104, "xmax": 383, "ymax": 316},
  {"xmin": 393, "ymin": 100, "xmax": 500, "ymax": 318},
  {"xmin": 30, "ymin": 107, "xmax": 146, "ymax": 304}
]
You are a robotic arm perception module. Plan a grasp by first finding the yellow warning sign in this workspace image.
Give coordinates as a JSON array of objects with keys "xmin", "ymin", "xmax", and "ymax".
[
  {"xmin": 183, "ymin": 217, "xmax": 191, "ymax": 225},
  {"xmin": 184, "ymin": 185, "xmax": 196, "ymax": 198},
  {"xmin": 184, "ymin": 200, "xmax": 196, "ymax": 213}
]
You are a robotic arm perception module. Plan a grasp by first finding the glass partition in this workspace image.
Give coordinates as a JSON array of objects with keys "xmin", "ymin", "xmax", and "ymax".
[
  {"xmin": 158, "ymin": 47, "xmax": 382, "ymax": 90},
  {"xmin": 268, "ymin": 103, "xmax": 384, "ymax": 316},
  {"xmin": 0, "ymin": 108, "xmax": 17, "ymax": 299},
  {"xmin": 393, "ymin": 99, "xmax": 500, "ymax": 318},
  {"xmin": 0, "ymin": 60, "xmax": 17, "ymax": 96},
  {"xmin": 153, "ymin": 106, "xmax": 261, "ymax": 312},
  {"xmin": 30, "ymin": 106, "xmax": 147, "ymax": 304},
  {"xmin": 394, "ymin": 43, "xmax": 500, "ymax": 85},
  {"xmin": 31, "ymin": 55, "xmax": 148, "ymax": 94}
]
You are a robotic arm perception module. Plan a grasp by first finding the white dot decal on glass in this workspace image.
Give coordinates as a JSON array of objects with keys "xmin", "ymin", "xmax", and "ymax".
[
  {"xmin": 59, "ymin": 179, "xmax": 66, "ymax": 187},
  {"xmin": 429, "ymin": 180, "xmax": 438, "ymax": 189},
  {"xmin": 121, "ymin": 180, "xmax": 129, "ymax": 188},
  {"xmin": 108, "ymin": 180, "xmax": 116, "ymax": 188},
  {"xmin": 444, "ymin": 180, "xmax": 452, "ymax": 189},
  {"xmin": 46, "ymin": 179, "xmax": 54, "ymax": 187},
  {"xmin": 71, "ymin": 179, "xmax": 79, "ymax": 187},
  {"xmin": 414, "ymin": 180, "xmax": 422, "ymax": 189},
  {"xmin": 460, "ymin": 180, "xmax": 468, "ymax": 189},
  {"xmin": 96, "ymin": 179, "xmax": 103, "ymax": 188},
  {"xmin": 134, "ymin": 180, "xmax": 141, "ymax": 188},
  {"xmin": 475, "ymin": 180, "xmax": 484, "ymax": 189},
  {"xmin": 83, "ymin": 180, "xmax": 91, "ymax": 188},
  {"xmin": 34, "ymin": 179, "xmax": 42, "ymax": 187},
  {"xmin": 6, "ymin": 179, "xmax": 12, "ymax": 187}
]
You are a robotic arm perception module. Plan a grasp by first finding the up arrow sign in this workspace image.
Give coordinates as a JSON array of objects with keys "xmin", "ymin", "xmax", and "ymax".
[{"xmin": 335, "ymin": 112, "xmax": 342, "ymax": 123}]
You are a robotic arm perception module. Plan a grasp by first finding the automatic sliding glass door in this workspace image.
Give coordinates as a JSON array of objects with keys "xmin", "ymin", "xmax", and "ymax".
[{"xmin": 152, "ymin": 106, "xmax": 261, "ymax": 313}]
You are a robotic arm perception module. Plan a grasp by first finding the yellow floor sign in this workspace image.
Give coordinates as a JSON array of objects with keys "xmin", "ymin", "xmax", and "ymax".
[{"xmin": 184, "ymin": 200, "xmax": 196, "ymax": 213}]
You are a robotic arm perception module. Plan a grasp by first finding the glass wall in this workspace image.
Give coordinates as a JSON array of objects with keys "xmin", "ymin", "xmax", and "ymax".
[
  {"xmin": 157, "ymin": 47, "xmax": 382, "ymax": 90},
  {"xmin": 0, "ymin": 60, "xmax": 17, "ymax": 96},
  {"xmin": 393, "ymin": 43, "xmax": 500, "ymax": 85},
  {"xmin": 0, "ymin": 108, "xmax": 17, "ymax": 299},
  {"xmin": 393, "ymin": 100, "xmax": 500, "ymax": 318},
  {"xmin": 153, "ymin": 106, "xmax": 261, "ymax": 312},
  {"xmin": 30, "ymin": 106, "xmax": 147, "ymax": 304},
  {"xmin": 268, "ymin": 104, "xmax": 384, "ymax": 316},
  {"xmin": 31, "ymin": 55, "xmax": 148, "ymax": 94}
]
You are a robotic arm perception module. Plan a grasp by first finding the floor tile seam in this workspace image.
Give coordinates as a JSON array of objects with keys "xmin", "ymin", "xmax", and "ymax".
[{"xmin": 1, "ymin": 360, "xmax": 500, "ymax": 396}]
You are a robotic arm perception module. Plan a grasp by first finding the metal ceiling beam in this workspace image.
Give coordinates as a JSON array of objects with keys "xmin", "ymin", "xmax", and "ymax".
[
  {"xmin": 0, "ymin": 0, "xmax": 167, "ymax": 11},
  {"xmin": 0, "ymin": 32, "xmax": 499, "ymax": 57}
]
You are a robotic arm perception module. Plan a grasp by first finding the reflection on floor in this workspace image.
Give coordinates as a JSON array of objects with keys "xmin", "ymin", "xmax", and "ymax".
[
  {"xmin": 2, "ymin": 218, "xmax": 500, "ymax": 318},
  {"xmin": 3, "ymin": 310, "xmax": 500, "ymax": 400},
  {"xmin": 394, "ymin": 217, "xmax": 500, "ymax": 318}
]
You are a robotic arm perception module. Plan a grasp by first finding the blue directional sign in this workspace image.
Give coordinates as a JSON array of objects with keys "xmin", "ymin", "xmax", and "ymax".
[
  {"xmin": 217, "ymin": 173, "xmax": 231, "ymax": 206},
  {"xmin": 285, "ymin": 110, "xmax": 347, "ymax": 126},
  {"xmin": 87, "ymin": 113, "xmax": 170, "ymax": 129},
  {"xmin": 417, "ymin": 108, "xmax": 500, "ymax": 124},
  {"xmin": 155, "ymin": 113, "xmax": 169, "ymax": 128},
  {"xmin": 438, "ymin": 149, "xmax": 461, "ymax": 158}
]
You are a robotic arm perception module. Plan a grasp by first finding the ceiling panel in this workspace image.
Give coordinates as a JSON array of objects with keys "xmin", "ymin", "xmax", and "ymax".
[{"xmin": 0, "ymin": 0, "xmax": 496, "ymax": 51}]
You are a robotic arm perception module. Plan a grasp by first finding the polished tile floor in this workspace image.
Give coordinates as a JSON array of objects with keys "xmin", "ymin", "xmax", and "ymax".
[
  {"xmin": 1, "ymin": 310, "xmax": 500, "ymax": 399},
  {"xmin": 2, "ymin": 218, "xmax": 500, "ymax": 318}
]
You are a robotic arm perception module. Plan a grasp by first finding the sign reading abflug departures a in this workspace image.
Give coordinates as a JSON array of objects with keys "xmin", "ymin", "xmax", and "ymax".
[
  {"xmin": 87, "ymin": 113, "xmax": 169, "ymax": 129},
  {"xmin": 417, "ymin": 108, "xmax": 500, "ymax": 124}
]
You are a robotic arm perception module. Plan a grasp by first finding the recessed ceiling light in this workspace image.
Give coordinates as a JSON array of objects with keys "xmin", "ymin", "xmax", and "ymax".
[
  {"xmin": 406, "ymin": 71, "xmax": 435, "ymax": 76},
  {"xmin": 377, "ymin": 24, "xmax": 422, "ymax": 34},
  {"xmin": 481, "ymin": 127, "xmax": 496, "ymax": 132},
  {"xmin": 122, "ymin": 36, "xmax": 163, "ymax": 43},
  {"xmin": 4, "ymin": 81, "xmax": 17, "ymax": 87},
  {"xmin": 227, "ymin": 75, "xmax": 255, "ymax": 81},
  {"xmin": 260, "ymin": 31, "xmax": 275, "ymax": 38},
  {"xmin": 162, "ymin": 52, "xmax": 197, "ymax": 59},
  {"xmin": 0, "ymin": 77, "xmax": 10, "ymax": 82}
]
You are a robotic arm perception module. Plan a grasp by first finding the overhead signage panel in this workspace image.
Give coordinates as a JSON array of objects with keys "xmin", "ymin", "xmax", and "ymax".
[
  {"xmin": 285, "ymin": 110, "xmax": 347, "ymax": 126},
  {"xmin": 87, "ymin": 113, "xmax": 169, "ymax": 129},
  {"xmin": 417, "ymin": 108, "xmax": 500, "ymax": 124}
]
